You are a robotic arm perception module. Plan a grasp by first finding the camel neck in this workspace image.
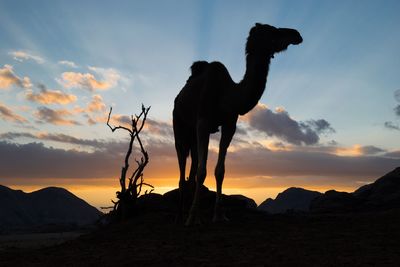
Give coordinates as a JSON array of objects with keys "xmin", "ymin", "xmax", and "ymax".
[{"xmin": 236, "ymin": 52, "xmax": 271, "ymax": 115}]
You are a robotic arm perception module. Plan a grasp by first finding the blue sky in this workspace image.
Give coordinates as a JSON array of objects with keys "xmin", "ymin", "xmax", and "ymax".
[{"xmin": 0, "ymin": 0, "xmax": 399, "ymax": 206}]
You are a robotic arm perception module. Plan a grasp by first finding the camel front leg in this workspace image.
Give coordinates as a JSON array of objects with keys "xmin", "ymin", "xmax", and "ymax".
[
  {"xmin": 185, "ymin": 119, "xmax": 210, "ymax": 226},
  {"xmin": 173, "ymin": 115, "xmax": 189, "ymax": 224},
  {"xmin": 213, "ymin": 120, "xmax": 236, "ymax": 222}
]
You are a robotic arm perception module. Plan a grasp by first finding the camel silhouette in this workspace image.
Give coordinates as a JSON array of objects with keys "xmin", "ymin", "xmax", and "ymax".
[{"xmin": 173, "ymin": 23, "xmax": 302, "ymax": 225}]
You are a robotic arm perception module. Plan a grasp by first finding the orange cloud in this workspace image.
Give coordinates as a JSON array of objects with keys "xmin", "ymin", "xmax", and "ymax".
[
  {"xmin": 26, "ymin": 86, "xmax": 77, "ymax": 105},
  {"xmin": 261, "ymin": 140, "xmax": 291, "ymax": 151},
  {"xmin": 61, "ymin": 72, "xmax": 109, "ymax": 90},
  {"xmin": 70, "ymin": 95, "xmax": 107, "ymax": 125},
  {"xmin": 335, "ymin": 144, "xmax": 364, "ymax": 157},
  {"xmin": 0, "ymin": 102, "xmax": 28, "ymax": 123},
  {"xmin": 0, "ymin": 64, "xmax": 32, "ymax": 89},
  {"xmin": 59, "ymin": 67, "xmax": 120, "ymax": 91},
  {"xmin": 334, "ymin": 144, "xmax": 386, "ymax": 157},
  {"xmin": 87, "ymin": 94, "xmax": 106, "ymax": 112}
]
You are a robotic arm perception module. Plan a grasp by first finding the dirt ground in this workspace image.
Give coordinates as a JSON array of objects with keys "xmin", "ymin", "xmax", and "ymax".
[
  {"xmin": 0, "ymin": 232, "xmax": 84, "ymax": 251},
  {"xmin": 1, "ymin": 209, "xmax": 400, "ymax": 266}
]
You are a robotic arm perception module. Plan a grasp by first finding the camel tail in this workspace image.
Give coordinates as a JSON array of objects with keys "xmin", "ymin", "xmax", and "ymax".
[{"xmin": 190, "ymin": 61, "xmax": 209, "ymax": 77}]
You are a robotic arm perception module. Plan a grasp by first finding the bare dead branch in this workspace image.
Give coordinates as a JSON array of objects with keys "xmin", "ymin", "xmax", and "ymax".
[
  {"xmin": 137, "ymin": 182, "xmax": 154, "ymax": 188},
  {"xmin": 106, "ymin": 104, "xmax": 153, "ymax": 220},
  {"xmin": 136, "ymin": 105, "xmax": 150, "ymax": 135},
  {"xmin": 107, "ymin": 107, "xmax": 133, "ymax": 134}
]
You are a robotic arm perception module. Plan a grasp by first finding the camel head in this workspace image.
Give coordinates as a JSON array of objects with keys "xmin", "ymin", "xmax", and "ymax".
[{"xmin": 246, "ymin": 23, "xmax": 302, "ymax": 57}]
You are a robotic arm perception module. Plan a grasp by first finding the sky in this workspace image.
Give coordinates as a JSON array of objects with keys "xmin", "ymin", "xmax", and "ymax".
[{"xmin": 0, "ymin": 0, "xmax": 399, "ymax": 208}]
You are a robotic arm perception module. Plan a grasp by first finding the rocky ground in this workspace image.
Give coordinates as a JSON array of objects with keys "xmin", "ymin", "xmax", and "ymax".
[{"xmin": 1, "ymin": 207, "xmax": 400, "ymax": 266}]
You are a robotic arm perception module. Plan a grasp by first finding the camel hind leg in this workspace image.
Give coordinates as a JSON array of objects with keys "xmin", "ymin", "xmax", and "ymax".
[{"xmin": 186, "ymin": 119, "xmax": 210, "ymax": 226}]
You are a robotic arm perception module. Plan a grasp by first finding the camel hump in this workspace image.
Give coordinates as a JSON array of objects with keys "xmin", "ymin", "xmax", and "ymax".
[{"xmin": 190, "ymin": 61, "xmax": 210, "ymax": 77}]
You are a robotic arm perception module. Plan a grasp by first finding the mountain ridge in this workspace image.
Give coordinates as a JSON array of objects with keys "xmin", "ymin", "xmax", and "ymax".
[
  {"xmin": 258, "ymin": 187, "xmax": 322, "ymax": 213},
  {"xmin": 0, "ymin": 185, "xmax": 102, "ymax": 231},
  {"xmin": 257, "ymin": 167, "xmax": 400, "ymax": 214},
  {"xmin": 311, "ymin": 167, "xmax": 400, "ymax": 212}
]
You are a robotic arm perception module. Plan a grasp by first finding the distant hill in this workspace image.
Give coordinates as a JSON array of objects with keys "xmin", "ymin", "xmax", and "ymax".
[
  {"xmin": 258, "ymin": 187, "xmax": 322, "ymax": 214},
  {"xmin": 0, "ymin": 185, "xmax": 102, "ymax": 231},
  {"xmin": 311, "ymin": 167, "xmax": 400, "ymax": 213}
]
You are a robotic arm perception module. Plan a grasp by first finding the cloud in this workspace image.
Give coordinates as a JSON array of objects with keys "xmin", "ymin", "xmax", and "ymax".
[
  {"xmin": 62, "ymin": 95, "xmax": 107, "ymax": 125},
  {"xmin": 0, "ymin": 141, "xmax": 119, "ymax": 179},
  {"xmin": 0, "ymin": 115, "xmax": 396, "ymax": 190},
  {"xmin": 235, "ymin": 124, "xmax": 249, "ymax": 136},
  {"xmin": 304, "ymin": 119, "xmax": 335, "ymax": 134},
  {"xmin": 395, "ymin": 105, "xmax": 400, "ymax": 117},
  {"xmin": 389, "ymin": 90, "xmax": 400, "ymax": 118},
  {"xmin": 91, "ymin": 104, "xmax": 169, "ymax": 136},
  {"xmin": 34, "ymin": 106, "xmax": 81, "ymax": 125},
  {"xmin": 0, "ymin": 131, "xmax": 104, "ymax": 148},
  {"xmin": 0, "ymin": 64, "xmax": 32, "ymax": 89},
  {"xmin": 394, "ymin": 89, "xmax": 400, "ymax": 103},
  {"xmin": 9, "ymin": 51, "xmax": 44, "ymax": 64},
  {"xmin": 60, "ymin": 72, "xmax": 109, "ymax": 90},
  {"xmin": 0, "ymin": 102, "xmax": 28, "ymax": 123},
  {"xmin": 0, "ymin": 132, "xmax": 36, "ymax": 140},
  {"xmin": 112, "ymin": 114, "xmax": 131, "ymax": 125},
  {"xmin": 384, "ymin": 150, "xmax": 400, "ymax": 159},
  {"xmin": 87, "ymin": 94, "xmax": 106, "ymax": 112},
  {"xmin": 282, "ymin": 143, "xmax": 387, "ymax": 157},
  {"xmin": 88, "ymin": 66, "xmax": 120, "ymax": 84},
  {"xmin": 245, "ymin": 104, "xmax": 335, "ymax": 145},
  {"xmin": 59, "ymin": 67, "xmax": 120, "ymax": 91},
  {"xmin": 86, "ymin": 115, "xmax": 97, "ymax": 126},
  {"xmin": 96, "ymin": 113, "xmax": 132, "ymax": 128},
  {"xmin": 0, "ymin": 139, "xmax": 398, "ymax": 190},
  {"xmin": 221, "ymin": 147, "xmax": 400, "ymax": 189},
  {"xmin": 328, "ymin": 140, "xmax": 338, "ymax": 146},
  {"xmin": 25, "ymin": 84, "xmax": 77, "ymax": 105},
  {"xmin": 80, "ymin": 107, "xmax": 114, "ymax": 126},
  {"xmin": 99, "ymin": 110, "xmax": 174, "ymax": 138},
  {"xmin": 0, "ymin": 138, "xmax": 173, "ymax": 180},
  {"xmin": 359, "ymin": 145, "xmax": 386, "ymax": 155},
  {"xmin": 36, "ymin": 133, "xmax": 104, "ymax": 148},
  {"xmin": 100, "ymin": 112, "xmax": 148, "ymax": 129},
  {"xmin": 146, "ymin": 119, "xmax": 174, "ymax": 138},
  {"xmin": 58, "ymin": 60, "xmax": 78, "ymax": 68},
  {"xmin": 384, "ymin": 121, "xmax": 400, "ymax": 131}
]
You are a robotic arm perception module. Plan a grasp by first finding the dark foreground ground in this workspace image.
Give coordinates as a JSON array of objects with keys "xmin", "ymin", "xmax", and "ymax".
[{"xmin": 1, "ymin": 209, "xmax": 400, "ymax": 267}]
